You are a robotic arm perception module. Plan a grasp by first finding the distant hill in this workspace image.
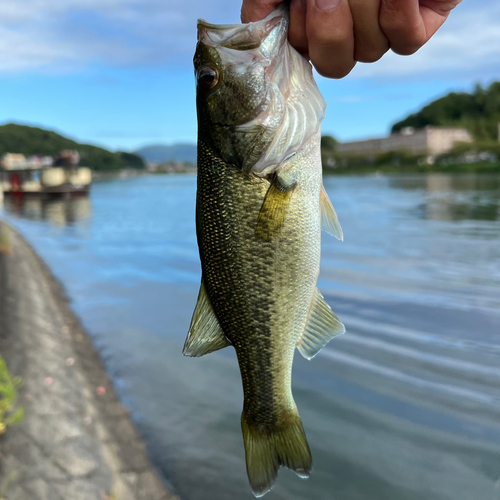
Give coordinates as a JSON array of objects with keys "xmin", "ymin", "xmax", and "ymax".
[
  {"xmin": 392, "ymin": 82, "xmax": 500, "ymax": 141},
  {"xmin": 0, "ymin": 123, "xmax": 145, "ymax": 171},
  {"xmin": 135, "ymin": 144, "xmax": 197, "ymax": 164}
]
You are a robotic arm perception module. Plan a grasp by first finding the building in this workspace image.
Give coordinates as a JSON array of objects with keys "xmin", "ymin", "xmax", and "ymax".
[
  {"xmin": 1, "ymin": 153, "xmax": 27, "ymax": 169},
  {"xmin": 1, "ymin": 151, "xmax": 91, "ymax": 197},
  {"xmin": 1, "ymin": 153, "xmax": 53, "ymax": 170},
  {"xmin": 336, "ymin": 126, "xmax": 473, "ymax": 156}
]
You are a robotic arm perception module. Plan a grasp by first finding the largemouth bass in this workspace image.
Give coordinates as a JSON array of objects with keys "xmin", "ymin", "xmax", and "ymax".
[{"xmin": 184, "ymin": 5, "xmax": 345, "ymax": 497}]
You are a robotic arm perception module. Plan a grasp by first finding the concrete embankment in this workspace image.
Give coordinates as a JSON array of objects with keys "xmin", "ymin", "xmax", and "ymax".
[{"xmin": 0, "ymin": 221, "xmax": 177, "ymax": 500}]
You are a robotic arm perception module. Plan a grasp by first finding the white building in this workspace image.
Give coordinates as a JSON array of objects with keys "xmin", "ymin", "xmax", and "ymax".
[
  {"xmin": 1, "ymin": 153, "xmax": 27, "ymax": 170},
  {"xmin": 1, "ymin": 153, "xmax": 53, "ymax": 170},
  {"xmin": 336, "ymin": 126, "xmax": 473, "ymax": 156}
]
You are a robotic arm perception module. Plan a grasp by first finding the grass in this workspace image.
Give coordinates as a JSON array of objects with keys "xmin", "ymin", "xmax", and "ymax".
[
  {"xmin": 0, "ymin": 356, "xmax": 24, "ymax": 436},
  {"xmin": 0, "ymin": 359, "xmax": 24, "ymax": 499}
]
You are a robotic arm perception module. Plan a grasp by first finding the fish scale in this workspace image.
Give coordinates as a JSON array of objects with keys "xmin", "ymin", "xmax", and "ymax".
[
  {"xmin": 197, "ymin": 135, "xmax": 321, "ymax": 451},
  {"xmin": 184, "ymin": 6, "xmax": 345, "ymax": 497}
]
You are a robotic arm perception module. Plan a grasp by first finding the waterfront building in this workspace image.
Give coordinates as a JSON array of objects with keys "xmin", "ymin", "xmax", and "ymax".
[
  {"xmin": 1, "ymin": 153, "xmax": 27, "ymax": 170},
  {"xmin": 0, "ymin": 151, "xmax": 91, "ymax": 197},
  {"xmin": 336, "ymin": 126, "xmax": 473, "ymax": 156}
]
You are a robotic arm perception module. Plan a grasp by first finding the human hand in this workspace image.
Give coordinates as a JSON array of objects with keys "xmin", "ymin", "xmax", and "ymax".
[{"xmin": 241, "ymin": 0, "xmax": 462, "ymax": 78}]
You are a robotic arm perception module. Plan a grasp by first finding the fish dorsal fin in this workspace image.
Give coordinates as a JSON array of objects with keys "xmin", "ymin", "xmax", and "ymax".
[
  {"xmin": 297, "ymin": 288, "xmax": 345, "ymax": 360},
  {"xmin": 320, "ymin": 185, "xmax": 343, "ymax": 241},
  {"xmin": 183, "ymin": 279, "xmax": 231, "ymax": 357},
  {"xmin": 255, "ymin": 177, "xmax": 296, "ymax": 241}
]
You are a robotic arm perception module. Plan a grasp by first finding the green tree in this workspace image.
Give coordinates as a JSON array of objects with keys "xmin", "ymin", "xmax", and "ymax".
[
  {"xmin": 321, "ymin": 135, "xmax": 337, "ymax": 152},
  {"xmin": 391, "ymin": 81, "xmax": 500, "ymax": 141},
  {"xmin": 0, "ymin": 124, "xmax": 145, "ymax": 171}
]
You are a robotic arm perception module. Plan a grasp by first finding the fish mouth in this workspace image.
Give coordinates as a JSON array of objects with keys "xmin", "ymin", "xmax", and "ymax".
[
  {"xmin": 197, "ymin": 5, "xmax": 288, "ymax": 51},
  {"xmin": 196, "ymin": 5, "xmax": 326, "ymax": 176}
]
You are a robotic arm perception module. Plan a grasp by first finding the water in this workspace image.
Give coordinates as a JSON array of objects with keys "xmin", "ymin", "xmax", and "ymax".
[{"xmin": 2, "ymin": 173, "xmax": 500, "ymax": 500}]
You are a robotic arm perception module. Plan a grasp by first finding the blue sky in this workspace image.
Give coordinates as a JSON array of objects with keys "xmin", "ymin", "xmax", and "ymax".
[{"xmin": 0, "ymin": 0, "xmax": 498, "ymax": 152}]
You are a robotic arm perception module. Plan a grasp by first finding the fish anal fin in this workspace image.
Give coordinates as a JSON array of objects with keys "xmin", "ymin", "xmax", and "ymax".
[
  {"xmin": 255, "ymin": 177, "xmax": 295, "ymax": 241},
  {"xmin": 297, "ymin": 288, "xmax": 345, "ymax": 360},
  {"xmin": 183, "ymin": 280, "xmax": 230, "ymax": 357},
  {"xmin": 320, "ymin": 185, "xmax": 343, "ymax": 241}
]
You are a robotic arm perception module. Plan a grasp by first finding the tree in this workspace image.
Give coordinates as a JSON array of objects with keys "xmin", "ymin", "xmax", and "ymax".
[
  {"xmin": 391, "ymin": 82, "xmax": 500, "ymax": 141},
  {"xmin": 0, "ymin": 123, "xmax": 145, "ymax": 171},
  {"xmin": 321, "ymin": 135, "xmax": 337, "ymax": 152}
]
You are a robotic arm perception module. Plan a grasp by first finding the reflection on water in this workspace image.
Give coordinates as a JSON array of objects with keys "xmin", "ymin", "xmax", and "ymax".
[
  {"xmin": 389, "ymin": 174, "xmax": 500, "ymax": 221},
  {"xmin": 2, "ymin": 196, "xmax": 92, "ymax": 227},
  {"xmin": 2, "ymin": 174, "xmax": 500, "ymax": 500}
]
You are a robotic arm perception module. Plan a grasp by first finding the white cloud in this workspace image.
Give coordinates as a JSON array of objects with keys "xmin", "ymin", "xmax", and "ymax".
[
  {"xmin": 0, "ymin": 0, "xmax": 240, "ymax": 73},
  {"xmin": 350, "ymin": 2, "xmax": 500, "ymax": 81},
  {"xmin": 0, "ymin": 0, "xmax": 498, "ymax": 82}
]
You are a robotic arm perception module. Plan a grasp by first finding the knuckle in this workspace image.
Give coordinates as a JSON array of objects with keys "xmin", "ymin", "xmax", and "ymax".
[
  {"xmin": 381, "ymin": 25, "xmax": 426, "ymax": 55},
  {"xmin": 354, "ymin": 47, "xmax": 387, "ymax": 63},
  {"xmin": 391, "ymin": 36, "xmax": 425, "ymax": 55},
  {"xmin": 392, "ymin": 45, "xmax": 418, "ymax": 56},
  {"xmin": 313, "ymin": 60, "xmax": 356, "ymax": 79},
  {"xmin": 379, "ymin": 8, "xmax": 416, "ymax": 36},
  {"xmin": 379, "ymin": 10, "xmax": 427, "ymax": 56}
]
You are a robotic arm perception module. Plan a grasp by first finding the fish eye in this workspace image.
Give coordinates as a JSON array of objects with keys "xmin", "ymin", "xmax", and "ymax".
[{"xmin": 197, "ymin": 66, "xmax": 219, "ymax": 89}]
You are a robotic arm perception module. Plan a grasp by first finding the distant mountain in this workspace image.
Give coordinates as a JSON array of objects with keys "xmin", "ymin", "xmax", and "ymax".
[
  {"xmin": 392, "ymin": 81, "xmax": 500, "ymax": 141},
  {"xmin": 0, "ymin": 123, "xmax": 145, "ymax": 171},
  {"xmin": 135, "ymin": 144, "xmax": 197, "ymax": 164}
]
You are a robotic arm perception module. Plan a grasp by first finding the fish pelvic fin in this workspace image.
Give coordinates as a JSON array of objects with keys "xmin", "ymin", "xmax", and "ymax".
[
  {"xmin": 255, "ymin": 176, "xmax": 296, "ymax": 241},
  {"xmin": 297, "ymin": 287, "xmax": 345, "ymax": 360},
  {"xmin": 241, "ymin": 412, "xmax": 312, "ymax": 497},
  {"xmin": 320, "ymin": 185, "xmax": 343, "ymax": 241},
  {"xmin": 183, "ymin": 279, "xmax": 231, "ymax": 357}
]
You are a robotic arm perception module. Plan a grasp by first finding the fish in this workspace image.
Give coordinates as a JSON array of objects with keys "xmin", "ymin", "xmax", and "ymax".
[{"xmin": 184, "ymin": 5, "xmax": 345, "ymax": 497}]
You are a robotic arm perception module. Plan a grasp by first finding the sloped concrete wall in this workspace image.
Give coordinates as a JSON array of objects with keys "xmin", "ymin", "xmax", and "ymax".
[{"xmin": 0, "ymin": 221, "xmax": 177, "ymax": 500}]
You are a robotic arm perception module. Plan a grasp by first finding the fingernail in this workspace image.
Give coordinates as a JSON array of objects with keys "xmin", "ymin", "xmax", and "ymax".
[{"xmin": 315, "ymin": 0, "xmax": 341, "ymax": 11}]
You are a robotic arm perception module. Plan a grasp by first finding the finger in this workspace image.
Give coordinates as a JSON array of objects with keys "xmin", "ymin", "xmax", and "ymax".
[
  {"xmin": 419, "ymin": 0, "xmax": 461, "ymax": 39},
  {"xmin": 379, "ymin": 0, "xmax": 426, "ymax": 55},
  {"xmin": 306, "ymin": 0, "xmax": 356, "ymax": 78},
  {"xmin": 289, "ymin": 0, "xmax": 308, "ymax": 56},
  {"xmin": 241, "ymin": 0, "xmax": 281, "ymax": 23},
  {"xmin": 349, "ymin": 0, "xmax": 389, "ymax": 62}
]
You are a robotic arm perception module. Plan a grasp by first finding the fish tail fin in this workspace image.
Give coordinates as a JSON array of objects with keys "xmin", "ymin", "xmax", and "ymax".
[{"xmin": 241, "ymin": 411, "xmax": 312, "ymax": 497}]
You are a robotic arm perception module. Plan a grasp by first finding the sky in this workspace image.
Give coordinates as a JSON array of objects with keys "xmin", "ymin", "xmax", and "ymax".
[{"xmin": 0, "ymin": 0, "xmax": 499, "ymax": 152}]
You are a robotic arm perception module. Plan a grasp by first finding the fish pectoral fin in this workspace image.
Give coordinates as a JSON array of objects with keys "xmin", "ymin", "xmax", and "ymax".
[
  {"xmin": 320, "ymin": 185, "xmax": 343, "ymax": 241},
  {"xmin": 255, "ymin": 175, "xmax": 296, "ymax": 241},
  {"xmin": 297, "ymin": 288, "xmax": 345, "ymax": 360},
  {"xmin": 183, "ymin": 279, "xmax": 231, "ymax": 357}
]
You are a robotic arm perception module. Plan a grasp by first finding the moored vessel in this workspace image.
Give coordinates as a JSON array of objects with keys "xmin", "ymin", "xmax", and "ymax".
[{"xmin": 0, "ymin": 151, "xmax": 92, "ymax": 198}]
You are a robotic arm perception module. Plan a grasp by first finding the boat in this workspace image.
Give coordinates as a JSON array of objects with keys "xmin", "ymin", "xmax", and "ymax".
[{"xmin": 0, "ymin": 151, "xmax": 92, "ymax": 198}]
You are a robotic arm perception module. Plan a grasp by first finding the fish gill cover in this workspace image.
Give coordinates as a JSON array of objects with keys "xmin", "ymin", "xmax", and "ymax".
[{"xmin": 196, "ymin": 5, "xmax": 326, "ymax": 175}]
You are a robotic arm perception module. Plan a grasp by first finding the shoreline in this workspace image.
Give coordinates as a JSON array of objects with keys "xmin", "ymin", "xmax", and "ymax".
[
  {"xmin": 323, "ymin": 161, "xmax": 500, "ymax": 176},
  {"xmin": 0, "ymin": 220, "xmax": 178, "ymax": 500},
  {"xmin": 84, "ymin": 163, "xmax": 500, "ymax": 181}
]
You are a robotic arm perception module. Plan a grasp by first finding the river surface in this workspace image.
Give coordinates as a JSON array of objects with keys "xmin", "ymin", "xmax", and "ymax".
[{"xmin": 2, "ymin": 173, "xmax": 500, "ymax": 500}]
